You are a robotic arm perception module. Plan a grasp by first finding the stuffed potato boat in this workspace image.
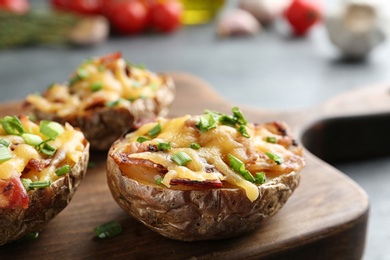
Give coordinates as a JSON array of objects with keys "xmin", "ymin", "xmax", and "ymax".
[
  {"xmin": 25, "ymin": 52, "xmax": 175, "ymax": 150},
  {"xmin": 0, "ymin": 115, "xmax": 89, "ymax": 245},
  {"xmin": 107, "ymin": 107, "xmax": 305, "ymax": 241}
]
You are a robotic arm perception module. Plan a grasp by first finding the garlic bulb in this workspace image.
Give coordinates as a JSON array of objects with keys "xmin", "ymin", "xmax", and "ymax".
[
  {"xmin": 217, "ymin": 9, "xmax": 261, "ymax": 37},
  {"xmin": 239, "ymin": 0, "xmax": 292, "ymax": 24},
  {"xmin": 325, "ymin": 2, "xmax": 386, "ymax": 58}
]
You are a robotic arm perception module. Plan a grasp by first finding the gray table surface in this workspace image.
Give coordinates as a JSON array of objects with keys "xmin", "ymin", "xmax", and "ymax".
[{"xmin": 1, "ymin": 0, "xmax": 389, "ymax": 259}]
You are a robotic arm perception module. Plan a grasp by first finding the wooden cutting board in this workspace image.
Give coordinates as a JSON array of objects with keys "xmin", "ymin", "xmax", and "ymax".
[{"xmin": 1, "ymin": 72, "xmax": 389, "ymax": 259}]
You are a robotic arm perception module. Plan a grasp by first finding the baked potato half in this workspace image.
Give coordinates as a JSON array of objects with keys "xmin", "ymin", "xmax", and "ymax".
[
  {"xmin": 0, "ymin": 115, "xmax": 89, "ymax": 245},
  {"xmin": 107, "ymin": 107, "xmax": 305, "ymax": 241},
  {"xmin": 25, "ymin": 52, "xmax": 175, "ymax": 150}
]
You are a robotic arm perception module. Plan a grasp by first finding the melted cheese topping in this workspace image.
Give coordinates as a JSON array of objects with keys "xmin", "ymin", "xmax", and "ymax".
[
  {"xmin": 0, "ymin": 117, "xmax": 86, "ymax": 182},
  {"xmin": 26, "ymin": 54, "xmax": 164, "ymax": 117},
  {"xmin": 115, "ymin": 115, "xmax": 305, "ymax": 202}
]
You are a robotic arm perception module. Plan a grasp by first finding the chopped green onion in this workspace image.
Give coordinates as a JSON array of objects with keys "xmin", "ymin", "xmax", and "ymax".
[
  {"xmin": 254, "ymin": 172, "xmax": 266, "ymax": 184},
  {"xmin": 77, "ymin": 68, "xmax": 89, "ymax": 79},
  {"xmin": 0, "ymin": 138, "xmax": 10, "ymax": 147},
  {"xmin": 148, "ymin": 123, "xmax": 162, "ymax": 138},
  {"xmin": 93, "ymin": 221, "xmax": 122, "ymax": 239},
  {"xmin": 171, "ymin": 151, "xmax": 192, "ymax": 166},
  {"xmin": 157, "ymin": 141, "xmax": 171, "ymax": 151},
  {"xmin": 88, "ymin": 161, "xmax": 96, "ymax": 169},
  {"xmin": 265, "ymin": 152, "xmax": 284, "ymax": 165},
  {"xmin": 237, "ymin": 125, "xmax": 250, "ymax": 138},
  {"xmin": 218, "ymin": 115, "xmax": 236, "ymax": 127},
  {"xmin": 90, "ymin": 81, "xmax": 103, "ymax": 92},
  {"xmin": 155, "ymin": 177, "xmax": 163, "ymax": 185},
  {"xmin": 232, "ymin": 107, "xmax": 247, "ymax": 126},
  {"xmin": 22, "ymin": 133, "xmax": 43, "ymax": 146},
  {"xmin": 189, "ymin": 142, "xmax": 201, "ymax": 149},
  {"xmin": 0, "ymin": 144, "xmax": 12, "ymax": 162},
  {"xmin": 21, "ymin": 178, "xmax": 32, "ymax": 190},
  {"xmin": 105, "ymin": 99, "xmax": 121, "ymax": 108},
  {"xmin": 265, "ymin": 136, "xmax": 277, "ymax": 143},
  {"xmin": 29, "ymin": 181, "xmax": 51, "ymax": 189},
  {"xmin": 37, "ymin": 142, "xmax": 57, "ymax": 157},
  {"xmin": 1, "ymin": 116, "xmax": 26, "ymax": 135},
  {"xmin": 136, "ymin": 136, "xmax": 150, "ymax": 143},
  {"xmin": 55, "ymin": 165, "xmax": 71, "ymax": 176},
  {"xmin": 39, "ymin": 120, "xmax": 64, "ymax": 139},
  {"xmin": 196, "ymin": 114, "xmax": 217, "ymax": 133},
  {"xmin": 98, "ymin": 65, "xmax": 106, "ymax": 71},
  {"xmin": 228, "ymin": 154, "xmax": 255, "ymax": 182}
]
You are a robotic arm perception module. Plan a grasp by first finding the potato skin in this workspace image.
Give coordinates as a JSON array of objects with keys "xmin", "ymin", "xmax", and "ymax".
[
  {"xmin": 0, "ymin": 142, "xmax": 89, "ymax": 245},
  {"xmin": 30, "ymin": 75, "xmax": 175, "ymax": 151},
  {"xmin": 107, "ymin": 141, "xmax": 300, "ymax": 241}
]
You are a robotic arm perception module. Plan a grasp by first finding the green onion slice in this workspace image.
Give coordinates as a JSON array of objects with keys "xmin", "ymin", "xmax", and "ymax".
[
  {"xmin": 189, "ymin": 142, "xmax": 201, "ymax": 149},
  {"xmin": 1, "ymin": 116, "xmax": 26, "ymax": 135},
  {"xmin": 136, "ymin": 136, "xmax": 150, "ymax": 143},
  {"xmin": 265, "ymin": 136, "xmax": 277, "ymax": 143},
  {"xmin": 196, "ymin": 114, "xmax": 217, "ymax": 133},
  {"xmin": 265, "ymin": 152, "xmax": 284, "ymax": 165},
  {"xmin": 228, "ymin": 154, "xmax": 255, "ymax": 182},
  {"xmin": 93, "ymin": 221, "xmax": 122, "ymax": 239},
  {"xmin": 29, "ymin": 181, "xmax": 51, "ymax": 189},
  {"xmin": 148, "ymin": 123, "xmax": 162, "ymax": 138},
  {"xmin": 55, "ymin": 165, "xmax": 71, "ymax": 176},
  {"xmin": 171, "ymin": 151, "xmax": 192, "ymax": 166},
  {"xmin": 90, "ymin": 81, "xmax": 103, "ymax": 92},
  {"xmin": 254, "ymin": 172, "xmax": 266, "ymax": 184},
  {"xmin": 237, "ymin": 125, "xmax": 250, "ymax": 138},
  {"xmin": 0, "ymin": 144, "xmax": 12, "ymax": 162},
  {"xmin": 0, "ymin": 138, "xmax": 10, "ymax": 147},
  {"xmin": 157, "ymin": 141, "xmax": 171, "ymax": 151},
  {"xmin": 37, "ymin": 142, "xmax": 57, "ymax": 157},
  {"xmin": 39, "ymin": 120, "xmax": 64, "ymax": 139},
  {"xmin": 22, "ymin": 133, "xmax": 43, "ymax": 146},
  {"xmin": 232, "ymin": 107, "xmax": 247, "ymax": 126}
]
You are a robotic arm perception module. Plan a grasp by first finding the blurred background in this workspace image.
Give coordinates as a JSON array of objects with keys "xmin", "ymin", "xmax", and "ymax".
[{"xmin": 0, "ymin": 0, "xmax": 390, "ymax": 259}]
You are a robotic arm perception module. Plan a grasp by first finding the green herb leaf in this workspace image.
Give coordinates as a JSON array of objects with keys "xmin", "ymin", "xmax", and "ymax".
[
  {"xmin": 93, "ymin": 221, "xmax": 122, "ymax": 239},
  {"xmin": 172, "ymin": 151, "xmax": 192, "ymax": 166},
  {"xmin": 90, "ymin": 81, "xmax": 103, "ymax": 92},
  {"xmin": 196, "ymin": 114, "xmax": 217, "ymax": 133},
  {"xmin": 148, "ymin": 123, "xmax": 162, "ymax": 138},
  {"xmin": 157, "ymin": 141, "xmax": 171, "ymax": 151},
  {"xmin": 189, "ymin": 142, "xmax": 201, "ymax": 149},
  {"xmin": 265, "ymin": 152, "xmax": 284, "ymax": 165},
  {"xmin": 22, "ymin": 133, "xmax": 43, "ymax": 146},
  {"xmin": 136, "ymin": 136, "xmax": 150, "ymax": 143},
  {"xmin": 254, "ymin": 172, "xmax": 266, "ymax": 184},
  {"xmin": 39, "ymin": 120, "xmax": 64, "ymax": 139},
  {"xmin": 1, "ymin": 116, "xmax": 26, "ymax": 135},
  {"xmin": 55, "ymin": 165, "xmax": 71, "ymax": 176},
  {"xmin": 0, "ymin": 144, "xmax": 12, "ymax": 162},
  {"xmin": 265, "ymin": 136, "xmax": 277, "ymax": 143}
]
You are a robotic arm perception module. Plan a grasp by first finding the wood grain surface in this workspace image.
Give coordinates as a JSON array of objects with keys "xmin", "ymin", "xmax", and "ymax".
[{"xmin": 1, "ymin": 72, "xmax": 388, "ymax": 259}]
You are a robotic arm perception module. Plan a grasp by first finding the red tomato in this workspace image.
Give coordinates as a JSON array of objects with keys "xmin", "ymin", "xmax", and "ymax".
[
  {"xmin": 107, "ymin": 0, "xmax": 149, "ymax": 35},
  {"xmin": 69, "ymin": 0, "xmax": 103, "ymax": 15},
  {"xmin": 148, "ymin": 0, "xmax": 183, "ymax": 33},
  {"xmin": 283, "ymin": 0, "xmax": 322, "ymax": 36},
  {"xmin": 0, "ymin": 0, "xmax": 29, "ymax": 14}
]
